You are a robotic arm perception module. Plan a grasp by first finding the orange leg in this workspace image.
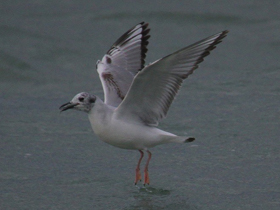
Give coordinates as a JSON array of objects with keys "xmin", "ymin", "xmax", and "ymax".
[
  {"xmin": 135, "ymin": 150, "xmax": 144, "ymax": 185},
  {"xmin": 144, "ymin": 150, "xmax": 152, "ymax": 185}
]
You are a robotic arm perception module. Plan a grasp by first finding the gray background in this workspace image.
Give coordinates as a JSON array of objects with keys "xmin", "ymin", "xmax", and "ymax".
[{"xmin": 1, "ymin": 1, "xmax": 279, "ymax": 209}]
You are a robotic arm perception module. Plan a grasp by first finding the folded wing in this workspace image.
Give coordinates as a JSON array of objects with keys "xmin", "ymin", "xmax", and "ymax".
[
  {"xmin": 97, "ymin": 22, "xmax": 150, "ymax": 107},
  {"xmin": 115, "ymin": 30, "xmax": 228, "ymax": 126}
]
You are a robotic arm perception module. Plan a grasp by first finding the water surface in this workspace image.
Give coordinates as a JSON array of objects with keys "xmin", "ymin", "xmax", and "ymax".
[{"xmin": 1, "ymin": 1, "xmax": 280, "ymax": 209}]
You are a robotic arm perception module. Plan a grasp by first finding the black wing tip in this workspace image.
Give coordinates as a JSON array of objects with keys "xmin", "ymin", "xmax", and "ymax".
[
  {"xmin": 109, "ymin": 22, "xmax": 150, "ymax": 48},
  {"xmin": 214, "ymin": 30, "xmax": 229, "ymax": 43},
  {"xmin": 140, "ymin": 24, "xmax": 151, "ymax": 69},
  {"xmin": 202, "ymin": 29, "xmax": 229, "ymax": 56},
  {"xmin": 106, "ymin": 22, "xmax": 151, "ymax": 69},
  {"xmin": 131, "ymin": 22, "xmax": 151, "ymax": 70},
  {"xmin": 221, "ymin": 30, "xmax": 229, "ymax": 36},
  {"xmin": 204, "ymin": 30, "xmax": 229, "ymax": 50},
  {"xmin": 181, "ymin": 30, "xmax": 229, "ymax": 79}
]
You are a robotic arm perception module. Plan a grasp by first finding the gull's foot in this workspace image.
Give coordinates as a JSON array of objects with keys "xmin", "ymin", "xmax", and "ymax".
[{"xmin": 135, "ymin": 184, "xmax": 152, "ymax": 193}]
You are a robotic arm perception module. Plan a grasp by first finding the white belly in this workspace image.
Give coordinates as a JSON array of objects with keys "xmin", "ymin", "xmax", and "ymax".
[
  {"xmin": 88, "ymin": 102, "xmax": 177, "ymax": 150},
  {"xmin": 90, "ymin": 117, "xmax": 174, "ymax": 150}
]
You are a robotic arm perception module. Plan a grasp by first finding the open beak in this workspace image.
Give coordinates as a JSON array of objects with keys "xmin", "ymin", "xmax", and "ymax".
[{"xmin": 59, "ymin": 102, "xmax": 78, "ymax": 112}]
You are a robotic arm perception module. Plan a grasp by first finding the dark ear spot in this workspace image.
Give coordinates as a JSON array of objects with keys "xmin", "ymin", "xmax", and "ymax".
[
  {"xmin": 106, "ymin": 56, "xmax": 112, "ymax": 64},
  {"xmin": 89, "ymin": 95, "xmax": 96, "ymax": 103}
]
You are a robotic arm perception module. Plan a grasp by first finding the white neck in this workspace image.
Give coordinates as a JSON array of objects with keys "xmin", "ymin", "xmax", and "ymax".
[{"xmin": 88, "ymin": 97, "xmax": 115, "ymax": 137}]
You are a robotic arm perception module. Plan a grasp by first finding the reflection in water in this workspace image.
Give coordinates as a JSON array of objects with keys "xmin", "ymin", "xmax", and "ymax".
[
  {"xmin": 123, "ymin": 187, "xmax": 197, "ymax": 210},
  {"xmin": 136, "ymin": 186, "xmax": 171, "ymax": 195}
]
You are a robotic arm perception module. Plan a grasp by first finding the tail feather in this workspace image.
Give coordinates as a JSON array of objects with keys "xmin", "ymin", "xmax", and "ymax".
[
  {"xmin": 168, "ymin": 136, "xmax": 195, "ymax": 144},
  {"xmin": 185, "ymin": 137, "xmax": 195, "ymax": 143}
]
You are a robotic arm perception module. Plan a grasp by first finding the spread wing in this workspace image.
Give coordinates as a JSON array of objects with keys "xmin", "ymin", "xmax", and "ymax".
[
  {"xmin": 96, "ymin": 22, "xmax": 150, "ymax": 107},
  {"xmin": 115, "ymin": 30, "xmax": 229, "ymax": 126}
]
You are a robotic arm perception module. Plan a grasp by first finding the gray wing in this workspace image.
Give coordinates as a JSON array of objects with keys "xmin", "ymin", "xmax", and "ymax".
[
  {"xmin": 96, "ymin": 22, "xmax": 150, "ymax": 107},
  {"xmin": 115, "ymin": 30, "xmax": 229, "ymax": 126}
]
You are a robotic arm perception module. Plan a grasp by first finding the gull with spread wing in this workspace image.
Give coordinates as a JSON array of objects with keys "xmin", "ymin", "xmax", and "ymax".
[{"xmin": 60, "ymin": 22, "xmax": 228, "ymax": 185}]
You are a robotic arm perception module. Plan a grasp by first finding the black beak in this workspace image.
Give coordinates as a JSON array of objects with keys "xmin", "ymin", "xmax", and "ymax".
[{"xmin": 59, "ymin": 102, "xmax": 78, "ymax": 112}]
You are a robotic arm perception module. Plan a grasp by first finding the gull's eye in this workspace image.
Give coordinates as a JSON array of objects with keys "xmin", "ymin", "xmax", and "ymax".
[{"xmin": 78, "ymin": 97, "xmax": 84, "ymax": 102}]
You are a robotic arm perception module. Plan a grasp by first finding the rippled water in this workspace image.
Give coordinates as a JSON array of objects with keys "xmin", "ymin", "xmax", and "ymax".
[{"xmin": 1, "ymin": 1, "xmax": 280, "ymax": 209}]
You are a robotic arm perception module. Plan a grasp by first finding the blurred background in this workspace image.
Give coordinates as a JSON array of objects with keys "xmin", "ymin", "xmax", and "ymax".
[{"xmin": 1, "ymin": 1, "xmax": 279, "ymax": 209}]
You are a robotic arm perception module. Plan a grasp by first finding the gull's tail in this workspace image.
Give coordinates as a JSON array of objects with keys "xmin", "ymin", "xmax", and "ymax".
[
  {"xmin": 184, "ymin": 137, "xmax": 195, "ymax": 143},
  {"xmin": 157, "ymin": 129, "xmax": 195, "ymax": 144},
  {"xmin": 167, "ymin": 136, "xmax": 195, "ymax": 144}
]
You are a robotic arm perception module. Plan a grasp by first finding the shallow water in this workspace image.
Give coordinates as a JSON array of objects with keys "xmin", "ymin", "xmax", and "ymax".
[{"xmin": 1, "ymin": 1, "xmax": 280, "ymax": 209}]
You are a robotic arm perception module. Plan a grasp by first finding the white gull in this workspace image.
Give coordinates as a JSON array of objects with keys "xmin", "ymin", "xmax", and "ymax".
[{"xmin": 60, "ymin": 22, "xmax": 228, "ymax": 185}]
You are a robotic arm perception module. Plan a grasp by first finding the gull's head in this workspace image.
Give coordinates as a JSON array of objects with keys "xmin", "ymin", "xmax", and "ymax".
[{"xmin": 59, "ymin": 92, "xmax": 96, "ymax": 113}]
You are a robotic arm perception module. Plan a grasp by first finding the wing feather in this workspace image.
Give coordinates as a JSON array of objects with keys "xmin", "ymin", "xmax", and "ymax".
[
  {"xmin": 97, "ymin": 22, "xmax": 150, "ymax": 107},
  {"xmin": 115, "ymin": 30, "xmax": 229, "ymax": 126}
]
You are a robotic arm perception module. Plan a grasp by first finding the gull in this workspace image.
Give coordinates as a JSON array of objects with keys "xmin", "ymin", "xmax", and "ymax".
[{"xmin": 60, "ymin": 22, "xmax": 228, "ymax": 185}]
